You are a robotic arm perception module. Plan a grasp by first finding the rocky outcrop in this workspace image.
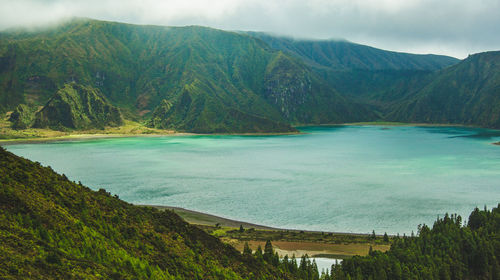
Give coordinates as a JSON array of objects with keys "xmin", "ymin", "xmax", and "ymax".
[
  {"xmin": 33, "ymin": 83, "xmax": 123, "ymax": 130},
  {"xmin": 8, "ymin": 104, "xmax": 38, "ymax": 129}
]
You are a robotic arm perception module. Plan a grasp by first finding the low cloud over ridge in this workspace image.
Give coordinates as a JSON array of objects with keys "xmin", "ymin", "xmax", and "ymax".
[{"xmin": 1, "ymin": 0, "xmax": 499, "ymax": 58}]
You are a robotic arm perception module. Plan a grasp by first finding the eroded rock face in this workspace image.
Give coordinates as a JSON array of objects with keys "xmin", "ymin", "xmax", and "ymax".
[
  {"xmin": 264, "ymin": 53, "xmax": 312, "ymax": 120},
  {"xmin": 33, "ymin": 83, "xmax": 123, "ymax": 130}
]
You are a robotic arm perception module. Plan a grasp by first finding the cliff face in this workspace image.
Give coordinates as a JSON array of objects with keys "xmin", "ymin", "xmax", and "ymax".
[
  {"xmin": 264, "ymin": 53, "xmax": 312, "ymax": 120},
  {"xmin": 33, "ymin": 83, "xmax": 123, "ymax": 130}
]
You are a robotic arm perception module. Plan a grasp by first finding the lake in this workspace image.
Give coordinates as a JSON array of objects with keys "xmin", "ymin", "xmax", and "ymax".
[{"xmin": 5, "ymin": 125, "xmax": 500, "ymax": 234}]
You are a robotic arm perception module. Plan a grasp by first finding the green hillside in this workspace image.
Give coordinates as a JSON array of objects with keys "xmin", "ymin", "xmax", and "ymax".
[
  {"xmin": 32, "ymin": 82, "xmax": 123, "ymax": 130},
  {"xmin": 387, "ymin": 51, "xmax": 500, "ymax": 128},
  {"xmin": 1, "ymin": 18, "xmax": 500, "ymax": 133},
  {"xmin": 0, "ymin": 18, "xmax": 376, "ymax": 133},
  {"xmin": 253, "ymin": 33, "xmax": 500, "ymax": 129},
  {"xmin": 328, "ymin": 206, "xmax": 500, "ymax": 280},
  {"xmin": 0, "ymin": 146, "xmax": 303, "ymax": 279},
  {"xmin": 8, "ymin": 103, "xmax": 38, "ymax": 129}
]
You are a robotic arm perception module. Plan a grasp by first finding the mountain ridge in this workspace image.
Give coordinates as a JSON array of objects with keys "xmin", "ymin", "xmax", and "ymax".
[
  {"xmin": 246, "ymin": 32, "xmax": 459, "ymax": 71},
  {"xmin": 1, "ymin": 18, "xmax": 499, "ymax": 133}
]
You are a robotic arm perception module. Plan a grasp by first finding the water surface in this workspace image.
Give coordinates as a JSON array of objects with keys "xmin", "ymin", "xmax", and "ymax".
[{"xmin": 5, "ymin": 126, "xmax": 500, "ymax": 234}]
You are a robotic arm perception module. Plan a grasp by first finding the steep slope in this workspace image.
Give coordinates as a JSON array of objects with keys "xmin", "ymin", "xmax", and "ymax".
[
  {"xmin": 0, "ymin": 146, "xmax": 297, "ymax": 279},
  {"xmin": 247, "ymin": 32, "xmax": 462, "ymax": 122},
  {"xmin": 262, "ymin": 52, "xmax": 377, "ymax": 124},
  {"xmin": 388, "ymin": 51, "xmax": 500, "ymax": 128},
  {"xmin": 3, "ymin": 19, "xmax": 500, "ymax": 132},
  {"xmin": 0, "ymin": 19, "xmax": 376, "ymax": 133},
  {"xmin": 33, "ymin": 83, "xmax": 123, "ymax": 130},
  {"xmin": 247, "ymin": 32, "xmax": 459, "ymax": 71},
  {"xmin": 148, "ymin": 94, "xmax": 294, "ymax": 133}
]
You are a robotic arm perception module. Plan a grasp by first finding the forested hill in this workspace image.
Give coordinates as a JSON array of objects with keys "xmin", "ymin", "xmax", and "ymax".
[{"xmin": 0, "ymin": 146, "xmax": 299, "ymax": 279}]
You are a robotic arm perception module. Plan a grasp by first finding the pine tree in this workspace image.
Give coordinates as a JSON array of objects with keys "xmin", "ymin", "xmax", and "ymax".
[
  {"xmin": 243, "ymin": 242, "xmax": 252, "ymax": 256},
  {"xmin": 254, "ymin": 245, "xmax": 263, "ymax": 261}
]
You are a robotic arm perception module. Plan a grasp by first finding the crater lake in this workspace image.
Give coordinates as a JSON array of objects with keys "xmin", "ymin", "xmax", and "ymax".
[{"xmin": 5, "ymin": 125, "xmax": 500, "ymax": 234}]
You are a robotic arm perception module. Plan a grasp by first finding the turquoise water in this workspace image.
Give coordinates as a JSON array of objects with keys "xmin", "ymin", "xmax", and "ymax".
[{"xmin": 5, "ymin": 126, "xmax": 500, "ymax": 234}]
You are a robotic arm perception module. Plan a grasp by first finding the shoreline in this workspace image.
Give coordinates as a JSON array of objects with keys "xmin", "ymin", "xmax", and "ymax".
[
  {"xmin": 143, "ymin": 204, "xmax": 378, "ymax": 237},
  {"xmin": 0, "ymin": 130, "xmax": 301, "ymax": 145},
  {"xmin": 142, "ymin": 204, "xmax": 391, "ymax": 258},
  {"xmin": 2, "ymin": 122, "xmax": 499, "ymax": 145},
  {"xmin": 144, "ymin": 205, "xmax": 281, "ymax": 231}
]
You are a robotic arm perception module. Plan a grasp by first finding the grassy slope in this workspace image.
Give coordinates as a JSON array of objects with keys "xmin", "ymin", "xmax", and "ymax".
[
  {"xmin": 251, "ymin": 33, "xmax": 500, "ymax": 129},
  {"xmin": 0, "ymin": 146, "xmax": 296, "ymax": 279}
]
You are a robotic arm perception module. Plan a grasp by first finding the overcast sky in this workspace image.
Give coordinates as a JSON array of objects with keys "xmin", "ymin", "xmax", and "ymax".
[{"xmin": 1, "ymin": 0, "xmax": 499, "ymax": 59}]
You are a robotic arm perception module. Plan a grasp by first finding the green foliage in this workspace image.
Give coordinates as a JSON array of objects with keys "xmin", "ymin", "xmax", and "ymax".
[
  {"xmin": 8, "ymin": 103, "xmax": 38, "ymax": 129},
  {"xmin": 0, "ymin": 18, "xmax": 378, "ymax": 133},
  {"xmin": 33, "ymin": 82, "xmax": 123, "ymax": 130},
  {"xmin": 247, "ymin": 32, "xmax": 458, "ymax": 71},
  {"xmin": 3, "ymin": 19, "xmax": 498, "ymax": 132},
  {"xmin": 243, "ymin": 242, "xmax": 252, "ymax": 256},
  {"xmin": 383, "ymin": 232, "xmax": 389, "ymax": 243},
  {"xmin": 333, "ymin": 209, "xmax": 500, "ymax": 280},
  {"xmin": 388, "ymin": 51, "xmax": 500, "ymax": 129},
  {"xmin": 0, "ymin": 147, "xmax": 298, "ymax": 279}
]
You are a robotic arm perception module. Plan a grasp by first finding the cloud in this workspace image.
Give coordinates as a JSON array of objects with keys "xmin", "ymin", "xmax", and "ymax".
[{"xmin": 0, "ymin": 0, "xmax": 499, "ymax": 58}]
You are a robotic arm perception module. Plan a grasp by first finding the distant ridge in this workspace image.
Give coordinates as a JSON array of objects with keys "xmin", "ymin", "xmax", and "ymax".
[
  {"xmin": 388, "ymin": 51, "xmax": 500, "ymax": 128},
  {"xmin": 246, "ymin": 32, "xmax": 458, "ymax": 71}
]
